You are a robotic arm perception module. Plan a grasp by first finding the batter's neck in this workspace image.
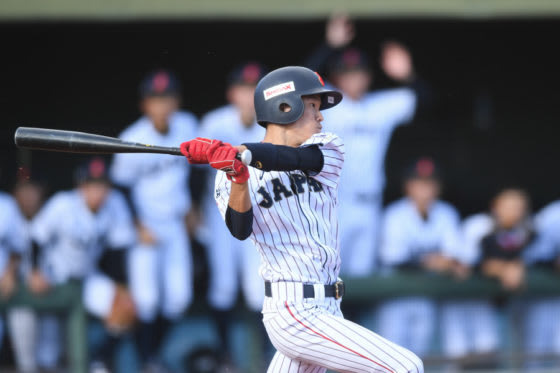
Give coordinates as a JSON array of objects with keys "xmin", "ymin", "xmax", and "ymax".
[{"xmin": 263, "ymin": 125, "xmax": 300, "ymax": 147}]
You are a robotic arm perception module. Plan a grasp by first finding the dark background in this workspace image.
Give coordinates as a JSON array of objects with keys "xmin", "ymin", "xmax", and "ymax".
[{"xmin": 2, "ymin": 19, "xmax": 559, "ymax": 216}]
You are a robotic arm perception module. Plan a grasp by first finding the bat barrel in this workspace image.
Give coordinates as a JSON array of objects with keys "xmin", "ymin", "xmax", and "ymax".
[{"xmin": 15, "ymin": 127, "xmax": 182, "ymax": 156}]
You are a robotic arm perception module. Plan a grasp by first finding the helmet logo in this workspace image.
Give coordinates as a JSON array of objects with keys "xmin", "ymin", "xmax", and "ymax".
[
  {"xmin": 314, "ymin": 72, "xmax": 325, "ymax": 86},
  {"xmin": 263, "ymin": 81, "xmax": 295, "ymax": 101}
]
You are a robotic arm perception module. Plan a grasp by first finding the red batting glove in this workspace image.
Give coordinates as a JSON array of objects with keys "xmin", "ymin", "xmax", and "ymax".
[
  {"xmin": 180, "ymin": 137, "xmax": 221, "ymax": 164},
  {"xmin": 227, "ymin": 167, "xmax": 249, "ymax": 184},
  {"xmin": 207, "ymin": 142, "xmax": 250, "ymax": 184}
]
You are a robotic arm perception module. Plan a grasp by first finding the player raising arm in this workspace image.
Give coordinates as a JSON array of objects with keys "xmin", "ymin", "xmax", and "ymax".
[{"xmin": 181, "ymin": 66, "xmax": 423, "ymax": 373}]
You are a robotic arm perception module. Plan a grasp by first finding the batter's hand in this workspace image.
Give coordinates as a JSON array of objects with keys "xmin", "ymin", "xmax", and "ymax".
[
  {"xmin": 207, "ymin": 142, "xmax": 249, "ymax": 184},
  {"xmin": 180, "ymin": 137, "xmax": 221, "ymax": 164}
]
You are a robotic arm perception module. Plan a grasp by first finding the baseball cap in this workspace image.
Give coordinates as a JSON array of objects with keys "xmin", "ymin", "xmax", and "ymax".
[
  {"xmin": 327, "ymin": 47, "xmax": 371, "ymax": 74},
  {"xmin": 139, "ymin": 69, "xmax": 181, "ymax": 98},
  {"xmin": 403, "ymin": 157, "xmax": 440, "ymax": 182},
  {"xmin": 227, "ymin": 62, "xmax": 267, "ymax": 86},
  {"xmin": 74, "ymin": 157, "xmax": 110, "ymax": 185}
]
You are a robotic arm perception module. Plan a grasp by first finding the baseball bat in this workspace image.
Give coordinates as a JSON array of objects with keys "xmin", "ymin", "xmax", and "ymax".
[
  {"xmin": 14, "ymin": 127, "xmax": 252, "ymax": 165},
  {"xmin": 15, "ymin": 127, "xmax": 183, "ymax": 156}
]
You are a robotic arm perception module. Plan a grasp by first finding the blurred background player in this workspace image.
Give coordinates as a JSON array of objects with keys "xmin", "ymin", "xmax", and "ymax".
[
  {"xmin": 436, "ymin": 191, "xmax": 532, "ymax": 366},
  {"xmin": 6, "ymin": 169, "xmax": 46, "ymax": 373},
  {"xmin": 523, "ymin": 198, "xmax": 560, "ymax": 368},
  {"xmin": 305, "ymin": 14, "xmax": 420, "ymax": 278},
  {"xmin": 375, "ymin": 158, "xmax": 462, "ymax": 357},
  {"xmin": 476, "ymin": 189, "xmax": 535, "ymax": 291},
  {"xmin": 197, "ymin": 62, "xmax": 267, "ymax": 366},
  {"xmin": 27, "ymin": 158, "xmax": 136, "ymax": 372},
  {"xmin": 110, "ymin": 69, "xmax": 198, "ymax": 370},
  {"xmin": 0, "ymin": 181, "xmax": 29, "ymax": 353}
]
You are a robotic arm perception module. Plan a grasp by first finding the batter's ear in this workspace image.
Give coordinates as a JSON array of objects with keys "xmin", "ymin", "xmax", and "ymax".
[{"xmin": 279, "ymin": 103, "xmax": 292, "ymax": 113}]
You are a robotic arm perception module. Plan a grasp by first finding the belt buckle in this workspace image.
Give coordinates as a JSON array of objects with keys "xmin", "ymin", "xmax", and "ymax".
[{"xmin": 335, "ymin": 281, "xmax": 345, "ymax": 300}]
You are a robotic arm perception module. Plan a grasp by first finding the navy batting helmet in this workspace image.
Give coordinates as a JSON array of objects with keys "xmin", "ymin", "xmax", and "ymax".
[{"xmin": 254, "ymin": 66, "xmax": 342, "ymax": 127}]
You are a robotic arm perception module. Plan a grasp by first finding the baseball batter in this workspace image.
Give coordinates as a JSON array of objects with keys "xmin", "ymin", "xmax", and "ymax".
[
  {"xmin": 181, "ymin": 66, "xmax": 423, "ymax": 372},
  {"xmin": 110, "ymin": 69, "xmax": 197, "ymax": 366}
]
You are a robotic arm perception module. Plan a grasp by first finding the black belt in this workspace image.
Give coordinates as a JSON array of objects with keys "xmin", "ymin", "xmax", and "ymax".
[{"xmin": 264, "ymin": 281, "xmax": 345, "ymax": 300}]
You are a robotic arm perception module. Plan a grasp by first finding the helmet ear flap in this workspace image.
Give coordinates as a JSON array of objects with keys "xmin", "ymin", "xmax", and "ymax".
[{"xmin": 283, "ymin": 97, "xmax": 305, "ymax": 124}]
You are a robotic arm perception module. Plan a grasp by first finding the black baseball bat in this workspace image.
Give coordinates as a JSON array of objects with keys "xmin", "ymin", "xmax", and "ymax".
[{"xmin": 14, "ymin": 127, "xmax": 182, "ymax": 156}]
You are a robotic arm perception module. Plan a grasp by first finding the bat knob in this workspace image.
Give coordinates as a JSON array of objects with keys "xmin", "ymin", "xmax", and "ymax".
[{"xmin": 239, "ymin": 149, "xmax": 252, "ymax": 165}]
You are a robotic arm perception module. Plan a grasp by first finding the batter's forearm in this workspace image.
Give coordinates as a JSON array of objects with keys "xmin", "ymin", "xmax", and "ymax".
[
  {"xmin": 228, "ymin": 182, "xmax": 251, "ymax": 213},
  {"xmin": 240, "ymin": 143, "xmax": 323, "ymax": 173},
  {"xmin": 226, "ymin": 182, "xmax": 253, "ymax": 240}
]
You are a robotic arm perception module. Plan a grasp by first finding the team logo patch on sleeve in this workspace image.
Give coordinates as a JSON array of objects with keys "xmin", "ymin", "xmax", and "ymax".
[{"xmin": 263, "ymin": 81, "xmax": 295, "ymax": 100}]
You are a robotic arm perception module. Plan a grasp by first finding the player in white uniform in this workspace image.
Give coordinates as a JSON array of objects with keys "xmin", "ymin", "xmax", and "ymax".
[
  {"xmin": 453, "ymin": 189, "xmax": 534, "ymax": 360},
  {"xmin": 0, "ymin": 190, "xmax": 29, "ymax": 352},
  {"xmin": 180, "ymin": 66, "xmax": 423, "ymax": 373},
  {"xmin": 6, "ymin": 172, "xmax": 47, "ymax": 373},
  {"xmin": 523, "ymin": 199, "xmax": 560, "ymax": 367},
  {"xmin": 110, "ymin": 69, "xmax": 198, "ymax": 368},
  {"xmin": 376, "ymin": 159, "xmax": 462, "ymax": 357},
  {"xmin": 198, "ymin": 62, "xmax": 267, "ymax": 362},
  {"xmin": 306, "ymin": 15, "xmax": 419, "ymax": 277},
  {"xmin": 29, "ymin": 158, "xmax": 136, "ymax": 371},
  {"xmin": 439, "ymin": 192, "xmax": 527, "ymax": 361}
]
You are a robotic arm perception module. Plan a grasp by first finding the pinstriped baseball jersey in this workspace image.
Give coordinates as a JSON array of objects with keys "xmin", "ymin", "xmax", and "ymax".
[
  {"xmin": 30, "ymin": 190, "xmax": 136, "ymax": 284},
  {"xmin": 214, "ymin": 132, "xmax": 344, "ymax": 285}
]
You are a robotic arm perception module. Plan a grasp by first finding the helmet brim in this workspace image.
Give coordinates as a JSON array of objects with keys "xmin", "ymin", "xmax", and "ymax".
[{"xmin": 299, "ymin": 88, "xmax": 343, "ymax": 111}]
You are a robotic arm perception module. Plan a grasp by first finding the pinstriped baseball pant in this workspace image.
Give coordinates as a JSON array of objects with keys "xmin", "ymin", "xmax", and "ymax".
[{"xmin": 262, "ymin": 282, "xmax": 423, "ymax": 373}]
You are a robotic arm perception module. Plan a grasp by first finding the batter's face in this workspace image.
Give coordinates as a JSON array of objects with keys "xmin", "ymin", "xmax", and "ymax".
[
  {"xmin": 80, "ymin": 181, "xmax": 110, "ymax": 212},
  {"xmin": 285, "ymin": 95, "xmax": 324, "ymax": 146},
  {"xmin": 141, "ymin": 95, "xmax": 180, "ymax": 133}
]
